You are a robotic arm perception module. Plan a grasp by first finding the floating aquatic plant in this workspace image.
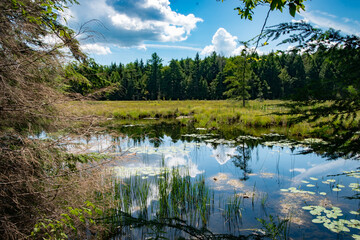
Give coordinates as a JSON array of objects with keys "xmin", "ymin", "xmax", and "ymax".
[
  {"xmin": 301, "ymin": 138, "xmax": 327, "ymax": 144},
  {"xmin": 204, "ymin": 139, "xmax": 236, "ymax": 145},
  {"xmin": 236, "ymin": 135, "xmax": 261, "ymax": 141},
  {"xmin": 280, "ymin": 187, "xmax": 315, "ymax": 195},
  {"xmin": 302, "ymin": 205, "xmax": 360, "ymax": 238},
  {"xmin": 182, "ymin": 133, "xmax": 210, "ymax": 139},
  {"xmin": 309, "ymin": 177, "xmax": 318, "ymax": 181},
  {"xmin": 350, "ymin": 183, "xmax": 360, "ymax": 188},
  {"xmin": 262, "ymin": 140, "xmax": 300, "ymax": 148},
  {"xmin": 352, "ymin": 234, "xmax": 360, "ymax": 240},
  {"xmin": 346, "ymin": 171, "xmax": 360, "ymax": 179}
]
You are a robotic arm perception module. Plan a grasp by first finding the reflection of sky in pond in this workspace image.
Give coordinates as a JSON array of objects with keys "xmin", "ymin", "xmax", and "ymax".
[
  {"xmin": 67, "ymin": 134, "xmax": 360, "ymax": 191},
  {"xmin": 67, "ymin": 133, "xmax": 360, "ymax": 239}
]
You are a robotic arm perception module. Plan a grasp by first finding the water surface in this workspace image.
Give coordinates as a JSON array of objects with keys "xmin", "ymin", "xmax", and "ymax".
[{"xmin": 68, "ymin": 125, "xmax": 360, "ymax": 239}]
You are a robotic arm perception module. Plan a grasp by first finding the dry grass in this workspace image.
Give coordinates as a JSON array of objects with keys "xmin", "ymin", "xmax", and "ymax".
[{"xmin": 0, "ymin": 129, "xmax": 128, "ymax": 239}]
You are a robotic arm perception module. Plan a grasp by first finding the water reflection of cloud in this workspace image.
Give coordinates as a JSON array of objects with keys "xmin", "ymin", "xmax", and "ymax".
[
  {"xmin": 66, "ymin": 134, "xmax": 264, "ymax": 180},
  {"xmin": 128, "ymin": 145, "xmax": 191, "ymax": 155},
  {"xmin": 66, "ymin": 135, "xmax": 117, "ymax": 153},
  {"xmin": 112, "ymin": 142, "xmax": 204, "ymax": 178},
  {"xmin": 211, "ymin": 145, "xmax": 236, "ymax": 165},
  {"xmin": 164, "ymin": 153, "xmax": 204, "ymax": 178},
  {"xmin": 293, "ymin": 159, "xmax": 360, "ymax": 183},
  {"xmin": 290, "ymin": 168, "xmax": 307, "ymax": 174}
]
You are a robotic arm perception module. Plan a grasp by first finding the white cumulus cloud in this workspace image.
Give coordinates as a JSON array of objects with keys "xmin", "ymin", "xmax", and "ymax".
[
  {"xmin": 299, "ymin": 11, "xmax": 360, "ymax": 36},
  {"xmin": 67, "ymin": 0, "xmax": 203, "ymax": 47},
  {"xmin": 201, "ymin": 28, "xmax": 258, "ymax": 57},
  {"xmin": 81, "ymin": 43, "xmax": 112, "ymax": 55}
]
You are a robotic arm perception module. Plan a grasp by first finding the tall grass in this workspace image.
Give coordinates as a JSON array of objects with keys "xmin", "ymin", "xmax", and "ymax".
[
  {"xmin": 110, "ymin": 167, "xmax": 214, "ymax": 227},
  {"xmin": 60, "ymin": 100, "xmax": 320, "ymax": 138}
]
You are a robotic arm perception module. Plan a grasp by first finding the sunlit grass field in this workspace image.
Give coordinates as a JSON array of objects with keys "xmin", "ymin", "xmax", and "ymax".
[{"xmin": 61, "ymin": 100, "xmax": 319, "ymax": 137}]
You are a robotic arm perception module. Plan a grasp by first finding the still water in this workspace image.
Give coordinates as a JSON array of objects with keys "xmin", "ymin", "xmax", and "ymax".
[{"xmin": 68, "ymin": 125, "xmax": 360, "ymax": 239}]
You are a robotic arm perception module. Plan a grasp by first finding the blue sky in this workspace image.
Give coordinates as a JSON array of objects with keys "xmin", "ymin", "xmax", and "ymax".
[{"xmin": 64, "ymin": 0, "xmax": 360, "ymax": 65}]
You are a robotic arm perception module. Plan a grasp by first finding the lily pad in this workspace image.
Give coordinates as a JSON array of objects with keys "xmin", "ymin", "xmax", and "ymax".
[
  {"xmin": 302, "ymin": 206, "xmax": 315, "ymax": 210},
  {"xmin": 349, "ymin": 183, "xmax": 360, "ymax": 188},
  {"xmin": 310, "ymin": 177, "xmax": 318, "ymax": 181},
  {"xmin": 310, "ymin": 210, "xmax": 322, "ymax": 216},
  {"xmin": 301, "ymin": 180, "xmax": 310, "ymax": 183},
  {"xmin": 306, "ymin": 184, "xmax": 315, "ymax": 187},
  {"xmin": 332, "ymin": 188, "xmax": 341, "ymax": 192},
  {"xmin": 350, "ymin": 211, "xmax": 360, "ymax": 215},
  {"xmin": 319, "ymin": 192, "xmax": 327, "ymax": 195},
  {"xmin": 352, "ymin": 234, "xmax": 360, "ymax": 240},
  {"xmin": 312, "ymin": 218, "xmax": 323, "ymax": 223}
]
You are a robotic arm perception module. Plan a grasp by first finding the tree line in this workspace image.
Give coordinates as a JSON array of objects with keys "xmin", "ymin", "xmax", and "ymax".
[{"xmin": 64, "ymin": 46, "xmax": 358, "ymax": 102}]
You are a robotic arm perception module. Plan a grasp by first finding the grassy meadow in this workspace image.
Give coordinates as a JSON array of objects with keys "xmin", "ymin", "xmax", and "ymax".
[{"xmin": 61, "ymin": 100, "xmax": 318, "ymax": 138}]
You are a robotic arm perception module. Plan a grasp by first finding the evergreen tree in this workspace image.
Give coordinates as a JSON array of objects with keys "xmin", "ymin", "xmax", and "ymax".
[
  {"xmin": 168, "ymin": 60, "xmax": 185, "ymax": 100},
  {"xmin": 223, "ymin": 56, "xmax": 251, "ymax": 106},
  {"xmin": 188, "ymin": 53, "xmax": 202, "ymax": 99},
  {"xmin": 147, "ymin": 53, "xmax": 162, "ymax": 100}
]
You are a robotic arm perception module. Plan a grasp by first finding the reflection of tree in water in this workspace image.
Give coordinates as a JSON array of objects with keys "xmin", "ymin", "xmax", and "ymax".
[{"xmin": 231, "ymin": 142, "xmax": 252, "ymax": 181}]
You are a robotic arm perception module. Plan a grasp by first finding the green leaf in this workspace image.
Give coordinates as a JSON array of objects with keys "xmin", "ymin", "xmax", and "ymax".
[
  {"xmin": 289, "ymin": 3, "xmax": 296, "ymax": 17},
  {"xmin": 312, "ymin": 218, "xmax": 323, "ymax": 223},
  {"xmin": 302, "ymin": 206, "xmax": 315, "ymax": 210}
]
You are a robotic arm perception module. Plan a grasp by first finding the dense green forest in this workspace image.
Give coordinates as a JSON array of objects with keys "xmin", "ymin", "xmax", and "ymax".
[{"xmin": 65, "ymin": 47, "xmax": 359, "ymax": 102}]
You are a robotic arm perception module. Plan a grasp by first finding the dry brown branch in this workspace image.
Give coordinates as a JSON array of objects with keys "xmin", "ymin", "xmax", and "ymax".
[
  {"xmin": 0, "ymin": 130, "xmax": 129, "ymax": 239},
  {"xmin": 0, "ymin": 1, "xmax": 112, "ymax": 238}
]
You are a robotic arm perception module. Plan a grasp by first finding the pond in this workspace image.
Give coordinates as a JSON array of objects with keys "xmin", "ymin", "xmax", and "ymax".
[{"xmin": 67, "ymin": 123, "xmax": 360, "ymax": 239}]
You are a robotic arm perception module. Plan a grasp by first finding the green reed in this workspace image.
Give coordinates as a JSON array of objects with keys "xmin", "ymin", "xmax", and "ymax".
[
  {"xmin": 224, "ymin": 192, "xmax": 243, "ymax": 223},
  {"xmin": 111, "ymin": 166, "xmax": 214, "ymax": 228}
]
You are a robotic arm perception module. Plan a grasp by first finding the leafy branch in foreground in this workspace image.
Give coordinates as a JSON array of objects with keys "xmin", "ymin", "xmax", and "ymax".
[
  {"xmin": 262, "ymin": 22, "xmax": 360, "ymax": 51},
  {"xmin": 218, "ymin": 0, "xmax": 306, "ymax": 20},
  {"xmin": 263, "ymin": 22, "xmax": 360, "ymax": 159}
]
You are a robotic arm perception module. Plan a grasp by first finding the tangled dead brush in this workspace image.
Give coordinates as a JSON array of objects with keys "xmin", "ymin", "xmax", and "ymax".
[
  {"xmin": 0, "ymin": 1, "xmax": 121, "ymax": 239},
  {"xmin": 0, "ymin": 132, "xmax": 122, "ymax": 239}
]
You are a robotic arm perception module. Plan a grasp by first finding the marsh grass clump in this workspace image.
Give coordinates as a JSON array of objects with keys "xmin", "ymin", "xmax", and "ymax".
[
  {"xmin": 76, "ymin": 99, "xmax": 356, "ymax": 142},
  {"xmin": 224, "ymin": 192, "xmax": 243, "ymax": 225},
  {"xmin": 63, "ymin": 100, "xmax": 321, "ymax": 138},
  {"xmin": 257, "ymin": 215, "xmax": 291, "ymax": 240},
  {"xmin": 107, "ymin": 167, "xmax": 215, "ymax": 237}
]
